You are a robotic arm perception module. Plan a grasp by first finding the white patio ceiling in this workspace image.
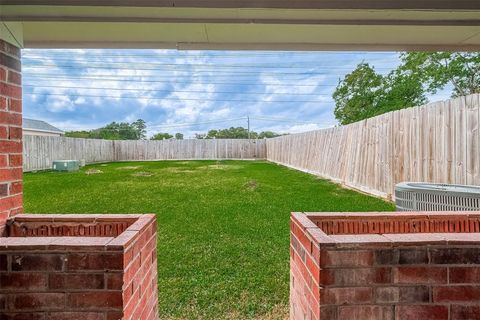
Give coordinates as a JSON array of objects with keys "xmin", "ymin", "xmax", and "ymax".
[{"xmin": 0, "ymin": 1, "xmax": 479, "ymax": 50}]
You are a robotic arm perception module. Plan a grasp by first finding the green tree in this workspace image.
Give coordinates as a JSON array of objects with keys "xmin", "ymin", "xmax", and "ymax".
[
  {"xmin": 380, "ymin": 68, "xmax": 428, "ymax": 114},
  {"xmin": 333, "ymin": 62, "xmax": 429, "ymax": 125},
  {"xmin": 333, "ymin": 52, "xmax": 480, "ymax": 125},
  {"xmin": 333, "ymin": 63, "xmax": 384, "ymax": 125},
  {"xmin": 65, "ymin": 131, "xmax": 91, "ymax": 138},
  {"xmin": 151, "ymin": 132, "xmax": 173, "ymax": 140},
  {"xmin": 400, "ymin": 52, "xmax": 480, "ymax": 97},
  {"xmin": 65, "ymin": 119, "xmax": 147, "ymax": 140},
  {"xmin": 175, "ymin": 133, "xmax": 184, "ymax": 140},
  {"xmin": 132, "ymin": 119, "xmax": 147, "ymax": 140},
  {"xmin": 206, "ymin": 127, "xmax": 253, "ymax": 139},
  {"xmin": 195, "ymin": 127, "xmax": 282, "ymax": 139},
  {"xmin": 258, "ymin": 131, "xmax": 283, "ymax": 139}
]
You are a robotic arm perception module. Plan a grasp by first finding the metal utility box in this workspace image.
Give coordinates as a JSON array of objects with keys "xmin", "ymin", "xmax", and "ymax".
[
  {"xmin": 52, "ymin": 160, "xmax": 80, "ymax": 172},
  {"xmin": 395, "ymin": 182, "xmax": 480, "ymax": 211}
]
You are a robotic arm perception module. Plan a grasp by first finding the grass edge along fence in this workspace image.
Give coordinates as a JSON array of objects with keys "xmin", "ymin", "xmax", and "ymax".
[
  {"xmin": 267, "ymin": 94, "xmax": 480, "ymax": 200},
  {"xmin": 23, "ymin": 137, "xmax": 267, "ymax": 172}
]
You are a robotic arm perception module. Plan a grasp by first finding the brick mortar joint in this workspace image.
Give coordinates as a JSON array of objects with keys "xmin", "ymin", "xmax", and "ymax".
[
  {"xmin": 123, "ymin": 257, "xmax": 156, "ymax": 287},
  {"xmin": 2, "ymin": 58, "xmax": 21, "ymax": 67},
  {"xmin": 291, "ymin": 257, "xmax": 320, "ymax": 305},
  {"xmin": 290, "ymin": 233, "xmax": 321, "ymax": 271},
  {"xmin": 1, "ymin": 82, "xmax": 22, "ymax": 89}
]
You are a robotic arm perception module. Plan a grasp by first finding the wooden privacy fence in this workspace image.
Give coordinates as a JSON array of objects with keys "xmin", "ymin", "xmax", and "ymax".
[
  {"xmin": 23, "ymin": 95, "xmax": 480, "ymax": 200},
  {"xmin": 23, "ymin": 137, "xmax": 266, "ymax": 172},
  {"xmin": 267, "ymin": 94, "xmax": 480, "ymax": 199}
]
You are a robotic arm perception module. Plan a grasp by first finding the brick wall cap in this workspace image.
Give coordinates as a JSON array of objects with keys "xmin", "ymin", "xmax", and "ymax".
[
  {"xmin": 0, "ymin": 236, "xmax": 120, "ymax": 250},
  {"xmin": 383, "ymin": 233, "xmax": 448, "ymax": 245},
  {"xmin": 0, "ymin": 236, "xmax": 54, "ymax": 249},
  {"xmin": 292, "ymin": 212, "xmax": 318, "ymax": 229},
  {"xmin": 14, "ymin": 213, "xmax": 143, "ymax": 223},
  {"xmin": 292, "ymin": 212, "xmax": 335, "ymax": 247},
  {"xmin": 2, "ymin": 214, "xmax": 157, "ymax": 252},
  {"xmin": 293, "ymin": 211, "xmax": 480, "ymax": 246},
  {"xmin": 305, "ymin": 211, "xmax": 431, "ymax": 221},
  {"xmin": 443, "ymin": 233, "xmax": 480, "ymax": 244},
  {"xmin": 316, "ymin": 233, "xmax": 480, "ymax": 247},
  {"xmin": 329, "ymin": 234, "xmax": 393, "ymax": 248},
  {"xmin": 125, "ymin": 214, "xmax": 156, "ymax": 232},
  {"xmin": 304, "ymin": 211, "xmax": 480, "ymax": 221},
  {"xmin": 106, "ymin": 230, "xmax": 138, "ymax": 249},
  {"xmin": 49, "ymin": 236, "xmax": 115, "ymax": 250},
  {"xmin": 307, "ymin": 227, "xmax": 336, "ymax": 246}
]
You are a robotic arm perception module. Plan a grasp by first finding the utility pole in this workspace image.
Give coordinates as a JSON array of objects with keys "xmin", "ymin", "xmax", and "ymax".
[{"xmin": 247, "ymin": 116, "xmax": 250, "ymax": 140}]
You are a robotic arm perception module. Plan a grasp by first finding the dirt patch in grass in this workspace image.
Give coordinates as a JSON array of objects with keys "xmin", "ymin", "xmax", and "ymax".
[
  {"xmin": 85, "ymin": 169, "xmax": 103, "ymax": 175},
  {"xmin": 244, "ymin": 180, "xmax": 258, "ymax": 191},
  {"xmin": 221, "ymin": 303, "xmax": 288, "ymax": 320},
  {"xmin": 163, "ymin": 167, "xmax": 195, "ymax": 174},
  {"xmin": 132, "ymin": 171, "xmax": 155, "ymax": 177},
  {"xmin": 172, "ymin": 161, "xmax": 192, "ymax": 165},
  {"xmin": 255, "ymin": 304, "xmax": 288, "ymax": 320},
  {"xmin": 117, "ymin": 166, "xmax": 142, "ymax": 170},
  {"xmin": 200, "ymin": 164, "xmax": 244, "ymax": 170}
]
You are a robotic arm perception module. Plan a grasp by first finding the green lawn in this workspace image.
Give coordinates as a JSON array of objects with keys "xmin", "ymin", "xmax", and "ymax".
[{"xmin": 24, "ymin": 160, "xmax": 394, "ymax": 319}]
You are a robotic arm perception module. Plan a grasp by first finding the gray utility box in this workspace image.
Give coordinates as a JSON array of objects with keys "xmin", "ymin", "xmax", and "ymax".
[
  {"xmin": 52, "ymin": 160, "xmax": 80, "ymax": 172},
  {"xmin": 395, "ymin": 182, "xmax": 480, "ymax": 211}
]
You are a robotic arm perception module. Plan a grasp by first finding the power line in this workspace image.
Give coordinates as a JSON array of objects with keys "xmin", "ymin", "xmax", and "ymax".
[
  {"xmin": 22, "ymin": 64, "xmax": 375, "ymax": 75},
  {"xmin": 62, "ymin": 116, "xmax": 324, "ymax": 131},
  {"xmin": 21, "ymin": 59, "xmax": 396, "ymax": 70},
  {"xmin": 24, "ymin": 74, "xmax": 337, "ymax": 87},
  {"xmin": 24, "ymin": 92, "xmax": 334, "ymax": 103},
  {"xmin": 23, "ymin": 74, "xmax": 336, "ymax": 88},
  {"xmin": 148, "ymin": 117, "xmax": 247, "ymax": 129},
  {"xmin": 23, "ymin": 84, "xmax": 333, "ymax": 96},
  {"xmin": 64, "ymin": 117, "xmax": 249, "ymax": 131},
  {"xmin": 250, "ymin": 116, "xmax": 319, "ymax": 124}
]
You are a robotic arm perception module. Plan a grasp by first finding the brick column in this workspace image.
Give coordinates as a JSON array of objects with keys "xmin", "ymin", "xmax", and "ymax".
[{"xmin": 0, "ymin": 39, "xmax": 22, "ymax": 233}]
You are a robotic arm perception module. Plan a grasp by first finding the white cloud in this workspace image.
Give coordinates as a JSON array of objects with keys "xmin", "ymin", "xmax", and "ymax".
[{"xmin": 21, "ymin": 49, "xmax": 452, "ymax": 137}]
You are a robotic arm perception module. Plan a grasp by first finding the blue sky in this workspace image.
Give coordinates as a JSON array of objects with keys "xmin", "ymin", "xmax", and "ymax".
[{"xmin": 22, "ymin": 50, "xmax": 452, "ymax": 138}]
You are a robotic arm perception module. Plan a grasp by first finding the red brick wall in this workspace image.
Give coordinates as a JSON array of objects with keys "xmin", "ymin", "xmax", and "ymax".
[
  {"xmin": 121, "ymin": 215, "xmax": 158, "ymax": 320},
  {"xmin": 0, "ymin": 214, "xmax": 158, "ymax": 320},
  {"xmin": 0, "ymin": 246, "xmax": 125, "ymax": 319},
  {"xmin": 291, "ymin": 212, "xmax": 480, "ymax": 320},
  {"xmin": 318, "ymin": 245, "xmax": 480, "ymax": 320},
  {"xmin": 0, "ymin": 39, "xmax": 22, "ymax": 233},
  {"xmin": 290, "ymin": 214, "xmax": 321, "ymax": 320}
]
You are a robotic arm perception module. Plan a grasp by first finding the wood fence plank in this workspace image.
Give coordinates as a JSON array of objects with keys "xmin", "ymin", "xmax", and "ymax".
[
  {"xmin": 24, "ymin": 138, "xmax": 266, "ymax": 171},
  {"xmin": 266, "ymin": 94, "xmax": 480, "ymax": 199}
]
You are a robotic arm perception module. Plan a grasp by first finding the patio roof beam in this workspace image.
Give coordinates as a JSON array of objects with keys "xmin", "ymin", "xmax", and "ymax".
[
  {"xmin": 1, "ymin": 3, "xmax": 480, "ymax": 50},
  {"xmin": 2, "ymin": 0, "xmax": 480, "ymax": 10}
]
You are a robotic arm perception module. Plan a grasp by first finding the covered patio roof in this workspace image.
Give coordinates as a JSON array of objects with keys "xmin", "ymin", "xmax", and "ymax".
[{"xmin": 1, "ymin": 0, "xmax": 480, "ymax": 50}]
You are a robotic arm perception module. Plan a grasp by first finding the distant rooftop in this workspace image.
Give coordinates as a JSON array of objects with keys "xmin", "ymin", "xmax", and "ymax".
[{"xmin": 23, "ymin": 118, "xmax": 64, "ymax": 134}]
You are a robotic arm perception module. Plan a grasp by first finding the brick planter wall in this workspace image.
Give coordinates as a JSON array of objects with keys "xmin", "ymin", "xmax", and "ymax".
[
  {"xmin": 0, "ymin": 214, "xmax": 158, "ymax": 320},
  {"xmin": 291, "ymin": 212, "xmax": 480, "ymax": 320},
  {"xmin": 0, "ymin": 39, "xmax": 23, "ymax": 234}
]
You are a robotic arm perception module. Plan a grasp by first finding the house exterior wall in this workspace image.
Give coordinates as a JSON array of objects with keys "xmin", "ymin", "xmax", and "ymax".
[
  {"xmin": 23, "ymin": 129, "xmax": 63, "ymax": 137},
  {"xmin": 0, "ymin": 39, "xmax": 23, "ymax": 234}
]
